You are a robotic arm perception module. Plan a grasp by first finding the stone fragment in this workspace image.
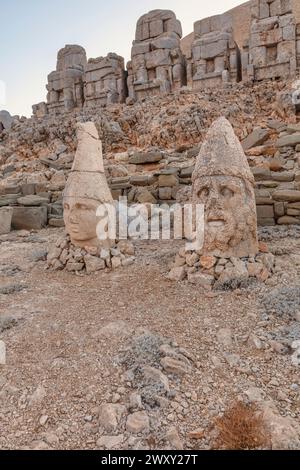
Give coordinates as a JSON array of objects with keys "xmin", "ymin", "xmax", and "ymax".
[
  {"xmin": 97, "ymin": 435, "xmax": 124, "ymax": 450},
  {"xmin": 136, "ymin": 190, "xmax": 157, "ymax": 204},
  {"xmin": 158, "ymin": 175, "xmax": 178, "ymax": 187},
  {"xmin": 99, "ymin": 404, "xmax": 126, "ymax": 433},
  {"xmin": 161, "ymin": 356, "xmax": 191, "ymax": 376},
  {"xmin": 118, "ymin": 240, "xmax": 135, "ymax": 256},
  {"xmin": 129, "ymin": 151, "xmax": 163, "ymax": 165},
  {"xmin": 17, "ymin": 195, "xmax": 48, "ymax": 206},
  {"xmin": 0, "ymin": 207, "xmax": 13, "ymax": 235},
  {"xmin": 111, "ymin": 257, "xmax": 122, "ymax": 269},
  {"xmin": 141, "ymin": 366, "xmax": 170, "ymax": 393},
  {"xmin": 166, "ymin": 428, "xmax": 183, "ymax": 450},
  {"xmin": 0, "ymin": 110, "xmax": 13, "ymax": 130},
  {"xmin": 242, "ymin": 128, "xmax": 269, "ymax": 150},
  {"xmin": 126, "ymin": 412, "xmax": 150, "ymax": 434},
  {"xmin": 273, "ymin": 190, "xmax": 300, "ymax": 202},
  {"xmin": 28, "ymin": 385, "xmax": 46, "ymax": 407},
  {"xmin": 186, "ymin": 253, "xmax": 199, "ymax": 267},
  {"xmin": 199, "ymin": 255, "xmax": 217, "ymax": 269},
  {"xmin": 261, "ymin": 403, "xmax": 300, "ymax": 450},
  {"xmin": 11, "ymin": 207, "xmax": 47, "ymax": 230},
  {"xmin": 217, "ymin": 328, "xmax": 233, "ymax": 348},
  {"xmin": 187, "ymin": 272, "xmax": 215, "ymax": 287},
  {"xmin": 0, "ymin": 194, "xmax": 21, "ymax": 206},
  {"xmin": 168, "ymin": 266, "xmax": 186, "ymax": 281},
  {"xmin": 84, "ymin": 255, "xmax": 105, "ymax": 274},
  {"xmin": 277, "ymin": 216, "xmax": 300, "ymax": 224},
  {"xmin": 276, "ymin": 134, "xmax": 300, "ymax": 148}
]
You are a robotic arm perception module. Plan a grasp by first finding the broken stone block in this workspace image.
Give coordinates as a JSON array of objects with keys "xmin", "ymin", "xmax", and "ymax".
[
  {"xmin": 158, "ymin": 174, "xmax": 178, "ymax": 187},
  {"xmin": 0, "ymin": 194, "xmax": 21, "ymax": 207},
  {"xmin": 242, "ymin": 128, "xmax": 269, "ymax": 150},
  {"xmin": 11, "ymin": 207, "xmax": 48, "ymax": 230},
  {"xmin": 126, "ymin": 411, "xmax": 150, "ymax": 434},
  {"xmin": 84, "ymin": 255, "xmax": 105, "ymax": 274},
  {"xmin": 273, "ymin": 190, "xmax": 300, "ymax": 202},
  {"xmin": 99, "ymin": 404, "xmax": 126, "ymax": 433},
  {"xmin": 0, "ymin": 207, "xmax": 13, "ymax": 235},
  {"xmin": 17, "ymin": 195, "xmax": 49, "ymax": 206},
  {"xmin": 129, "ymin": 151, "xmax": 163, "ymax": 164}
]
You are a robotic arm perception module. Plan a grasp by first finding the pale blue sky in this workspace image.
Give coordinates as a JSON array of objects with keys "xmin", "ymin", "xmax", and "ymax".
[{"xmin": 0, "ymin": 0, "xmax": 244, "ymax": 116}]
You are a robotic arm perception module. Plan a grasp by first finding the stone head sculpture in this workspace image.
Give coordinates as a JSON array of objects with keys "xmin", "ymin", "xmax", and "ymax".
[
  {"xmin": 63, "ymin": 122, "xmax": 114, "ymax": 249},
  {"xmin": 192, "ymin": 117, "xmax": 258, "ymax": 258}
]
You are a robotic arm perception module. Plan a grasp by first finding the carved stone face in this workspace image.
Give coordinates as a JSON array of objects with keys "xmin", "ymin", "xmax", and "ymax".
[
  {"xmin": 192, "ymin": 175, "xmax": 258, "ymax": 257},
  {"xmin": 63, "ymin": 197, "xmax": 101, "ymax": 248}
]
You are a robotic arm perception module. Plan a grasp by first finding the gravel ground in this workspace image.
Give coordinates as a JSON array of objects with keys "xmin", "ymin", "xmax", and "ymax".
[{"xmin": 0, "ymin": 227, "xmax": 299, "ymax": 450}]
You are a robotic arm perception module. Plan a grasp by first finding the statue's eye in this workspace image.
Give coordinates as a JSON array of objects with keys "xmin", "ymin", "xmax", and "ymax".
[
  {"xmin": 221, "ymin": 187, "xmax": 234, "ymax": 198},
  {"xmin": 64, "ymin": 203, "xmax": 70, "ymax": 210},
  {"xmin": 197, "ymin": 188, "xmax": 209, "ymax": 199}
]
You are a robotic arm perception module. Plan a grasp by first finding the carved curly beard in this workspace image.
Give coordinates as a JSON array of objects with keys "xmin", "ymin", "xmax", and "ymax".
[{"xmin": 204, "ymin": 209, "xmax": 254, "ymax": 253}]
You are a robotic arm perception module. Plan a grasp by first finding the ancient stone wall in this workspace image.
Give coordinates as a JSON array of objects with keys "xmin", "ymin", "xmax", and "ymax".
[
  {"xmin": 127, "ymin": 10, "xmax": 186, "ymax": 101},
  {"xmin": 32, "ymin": 3, "xmax": 300, "ymax": 116},
  {"xmin": 243, "ymin": 0, "xmax": 297, "ymax": 82},
  {"xmin": 188, "ymin": 13, "xmax": 241, "ymax": 89},
  {"xmin": 84, "ymin": 53, "xmax": 127, "ymax": 108}
]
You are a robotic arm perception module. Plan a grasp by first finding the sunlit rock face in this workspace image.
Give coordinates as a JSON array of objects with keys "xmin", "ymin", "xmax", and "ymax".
[
  {"xmin": 63, "ymin": 122, "xmax": 114, "ymax": 249},
  {"xmin": 192, "ymin": 117, "xmax": 258, "ymax": 258}
]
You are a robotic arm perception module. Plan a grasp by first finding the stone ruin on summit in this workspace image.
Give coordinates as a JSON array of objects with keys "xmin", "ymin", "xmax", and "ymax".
[
  {"xmin": 127, "ymin": 10, "xmax": 186, "ymax": 101},
  {"xmin": 188, "ymin": 14, "xmax": 241, "ymax": 89},
  {"xmin": 46, "ymin": 45, "xmax": 87, "ymax": 115},
  {"xmin": 242, "ymin": 0, "xmax": 297, "ymax": 81},
  {"xmin": 32, "ymin": 3, "xmax": 300, "ymax": 116},
  {"xmin": 84, "ymin": 53, "xmax": 127, "ymax": 108}
]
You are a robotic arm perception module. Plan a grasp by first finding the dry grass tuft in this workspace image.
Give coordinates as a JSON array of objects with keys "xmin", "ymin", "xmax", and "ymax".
[{"xmin": 212, "ymin": 401, "xmax": 270, "ymax": 450}]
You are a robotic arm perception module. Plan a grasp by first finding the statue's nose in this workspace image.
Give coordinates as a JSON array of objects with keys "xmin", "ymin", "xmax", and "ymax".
[
  {"xmin": 69, "ymin": 210, "xmax": 78, "ymax": 223},
  {"xmin": 207, "ymin": 190, "xmax": 219, "ymax": 207}
]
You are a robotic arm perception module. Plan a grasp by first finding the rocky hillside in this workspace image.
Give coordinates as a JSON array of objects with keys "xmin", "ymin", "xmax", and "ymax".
[{"xmin": 0, "ymin": 78, "xmax": 300, "ymax": 231}]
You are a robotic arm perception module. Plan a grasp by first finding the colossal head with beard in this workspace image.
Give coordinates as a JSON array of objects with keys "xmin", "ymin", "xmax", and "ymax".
[{"xmin": 192, "ymin": 117, "xmax": 258, "ymax": 258}]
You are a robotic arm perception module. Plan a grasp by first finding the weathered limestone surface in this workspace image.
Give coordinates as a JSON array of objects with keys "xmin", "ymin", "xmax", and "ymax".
[
  {"xmin": 11, "ymin": 206, "xmax": 48, "ymax": 231},
  {"xmin": 84, "ymin": 53, "xmax": 127, "ymax": 108},
  {"xmin": 63, "ymin": 122, "xmax": 114, "ymax": 249},
  {"xmin": 0, "ymin": 110, "xmax": 13, "ymax": 131},
  {"xmin": 0, "ymin": 207, "xmax": 13, "ymax": 235},
  {"xmin": 33, "ymin": 45, "xmax": 87, "ymax": 116},
  {"xmin": 243, "ymin": 0, "xmax": 297, "ymax": 81},
  {"xmin": 127, "ymin": 10, "xmax": 186, "ymax": 101},
  {"xmin": 192, "ymin": 117, "xmax": 258, "ymax": 258},
  {"xmin": 189, "ymin": 13, "xmax": 241, "ymax": 89}
]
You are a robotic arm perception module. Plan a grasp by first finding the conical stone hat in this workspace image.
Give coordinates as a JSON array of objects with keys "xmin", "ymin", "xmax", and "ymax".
[
  {"xmin": 63, "ymin": 122, "xmax": 113, "ymax": 203},
  {"xmin": 192, "ymin": 117, "xmax": 255, "ymax": 185}
]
